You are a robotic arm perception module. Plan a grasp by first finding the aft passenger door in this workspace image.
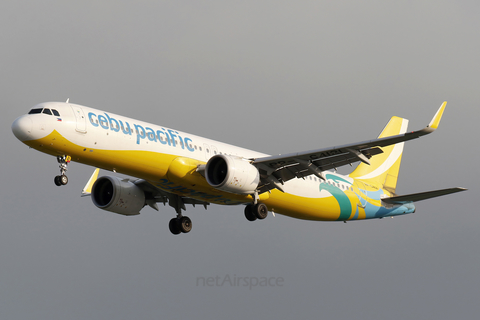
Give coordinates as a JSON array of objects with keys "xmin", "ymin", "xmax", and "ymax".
[{"xmin": 354, "ymin": 180, "xmax": 368, "ymax": 208}]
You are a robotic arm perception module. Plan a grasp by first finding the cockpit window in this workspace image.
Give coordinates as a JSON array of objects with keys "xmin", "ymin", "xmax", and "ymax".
[
  {"xmin": 28, "ymin": 108, "xmax": 43, "ymax": 114},
  {"xmin": 27, "ymin": 107, "xmax": 61, "ymax": 116}
]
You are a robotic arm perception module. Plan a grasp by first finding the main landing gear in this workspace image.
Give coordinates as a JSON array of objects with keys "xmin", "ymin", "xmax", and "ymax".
[
  {"xmin": 169, "ymin": 215, "xmax": 192, "ymax": 235},
  {"xmin": 54, "ymin": 155, "xmax": 71, "ymax": 186},
  {"xmin": 244, "ymin": 203, "xmax": 268, "ymax": 221},
  {"xmin": 167, "ymin": 195, "xmax": 193, "ymax": 235}
]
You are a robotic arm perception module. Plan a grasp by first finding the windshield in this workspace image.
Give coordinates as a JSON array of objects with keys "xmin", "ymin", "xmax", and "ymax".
[
  {"xmin": 28, "ymin": 108, "xmax": 61, "ymax": 116},
  {"xmin": 28, "ymin": 108, "xmax": 43, "ymax": 114}
]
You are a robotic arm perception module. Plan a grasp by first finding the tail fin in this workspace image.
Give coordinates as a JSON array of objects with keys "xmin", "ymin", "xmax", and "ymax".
[{"xmin": 349, "ymin": 116, "xmax": 409, "ymax": 194}]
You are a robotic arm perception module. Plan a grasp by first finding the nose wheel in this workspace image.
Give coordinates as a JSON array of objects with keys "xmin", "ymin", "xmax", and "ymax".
[
  {"xmin": 54, "ymin": 174, "xmax": 68, "ymax": 186},
  {"xmin": 55, "ymin": 155, "xmax": 71, "ymax": 186}
]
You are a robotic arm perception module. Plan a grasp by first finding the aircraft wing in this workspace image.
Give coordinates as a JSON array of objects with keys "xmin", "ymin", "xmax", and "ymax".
[
  {"xmin": 81, "ymin": 169, "xmax": 209, "ymax": 213},
  {"xmin": 81, "ymin": 168, "xmax": 100, "ymax": 196},
  {"xmin": 134, "ymin": 179, "xmax": 210, "ymax": 213},
  {"xmin": 251, "ymin": 102, "xmax": 447, "ymax": 193}
]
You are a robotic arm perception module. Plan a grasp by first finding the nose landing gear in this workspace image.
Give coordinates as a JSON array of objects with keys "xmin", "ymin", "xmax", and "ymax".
[{"xmin": 54, "ymin": 155, "xmax": 71, "ymax": 186}]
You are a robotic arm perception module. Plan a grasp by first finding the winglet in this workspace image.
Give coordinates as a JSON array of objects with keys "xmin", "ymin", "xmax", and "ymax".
[
  {"xmin": 81, "ymin": 168, "xmax": 100, "ymax": 197},
  {"xmin": 425, "ymin": 101, "xmax": 447, "ymax": 132}
]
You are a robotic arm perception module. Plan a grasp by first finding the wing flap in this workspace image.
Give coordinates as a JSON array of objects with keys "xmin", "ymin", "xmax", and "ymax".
[{"xmin": 134, "ymin": 179, "xmax": 209, "ymax": 213}]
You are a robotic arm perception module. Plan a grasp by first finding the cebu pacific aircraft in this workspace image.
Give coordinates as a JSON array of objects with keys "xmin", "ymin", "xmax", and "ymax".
[{"xmin": 12, "ymin": 101, "xmax": 466, "ymax": 234}]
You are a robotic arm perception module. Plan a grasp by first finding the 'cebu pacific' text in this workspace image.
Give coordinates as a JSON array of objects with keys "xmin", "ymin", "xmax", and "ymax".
[{"xmin": 88, "ymin": 112, "xmax": 194, "ymax": 151}]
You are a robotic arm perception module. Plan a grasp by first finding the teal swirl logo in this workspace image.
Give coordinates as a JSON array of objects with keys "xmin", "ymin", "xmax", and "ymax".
[{"xmin": 319, "ymin": 174, "xmax": 353, "ymax": 221}]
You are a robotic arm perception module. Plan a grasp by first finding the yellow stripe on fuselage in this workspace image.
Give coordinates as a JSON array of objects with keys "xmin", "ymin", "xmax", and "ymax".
[{"xmin": 23, "ymin": 130, "xmax": 383, "ymax": 221}]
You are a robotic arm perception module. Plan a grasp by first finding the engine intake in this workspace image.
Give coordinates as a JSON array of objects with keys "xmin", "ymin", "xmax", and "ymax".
[
  {"xmin": 205, "ymin": 155, "xmax": 260, "ymax": 194},
  {"xmin": 91, "ymin": 176, "xmax": 146, "ymax": 216}
]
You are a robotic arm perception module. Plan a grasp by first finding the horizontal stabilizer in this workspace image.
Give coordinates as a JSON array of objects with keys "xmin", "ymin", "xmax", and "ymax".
[{"xmin": 382, "ymin": 187, "xmax": 467, "ymax": 204}]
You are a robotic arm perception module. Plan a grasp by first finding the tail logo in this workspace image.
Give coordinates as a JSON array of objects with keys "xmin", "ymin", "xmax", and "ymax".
[{"xmin": 319, "ymin": 174, "xmax": 353, "ymax": 221}]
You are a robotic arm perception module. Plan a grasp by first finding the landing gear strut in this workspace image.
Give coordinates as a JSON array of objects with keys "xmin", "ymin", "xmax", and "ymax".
[{"xmin": 54, "ymin": 155, "xmax": 71, "ymax": 186}]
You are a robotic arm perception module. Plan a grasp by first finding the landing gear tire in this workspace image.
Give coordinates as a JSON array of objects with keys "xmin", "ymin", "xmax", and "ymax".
[
  {"xmin": 179, "ymin": 216, "xmax": 192, "ymax": 233},
  {"xmin": 169, "ymin": 216, "xmax": 192, "ymax": 234},
  {"xmin": 60, "ymin": 175, "xmax": 68, "ymax": 185},
  {"xmin": 54, "ymin": 175, "xmax": 68, "ymax": 186},
  {"xmin": 254, "ymin": 203, "xmax": 268, "ymax": 220},
  {"xmin": 169, "ymin": 218, "xmax": 181, "ymax": 235},
  {"xmin": 244, "ymin": 204, "xmax": 257, "ymax": 221},
  {"xmin": 54, "ymin": 175, "xmax": 62, "ymax": 186}
]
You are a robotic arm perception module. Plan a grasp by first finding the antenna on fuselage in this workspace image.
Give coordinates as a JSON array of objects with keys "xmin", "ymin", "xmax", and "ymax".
[{"xmin": 65, "ymin": 98, "xmax": 70, "ymax": 103}]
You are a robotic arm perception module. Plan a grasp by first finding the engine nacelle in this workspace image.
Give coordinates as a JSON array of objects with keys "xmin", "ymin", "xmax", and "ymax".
[
  {"xmin": 91, "ymin": 176, "xmax": 146, "ymax": 216},
  {"xmin": 205, "ymin": 155, "xmax": 260, "ymax": 194}
]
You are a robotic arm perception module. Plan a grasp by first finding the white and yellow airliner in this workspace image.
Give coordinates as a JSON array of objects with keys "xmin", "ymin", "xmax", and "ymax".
[{"xmin": 12, "ymin": 101, "xmax": 466, "ymax": 234}]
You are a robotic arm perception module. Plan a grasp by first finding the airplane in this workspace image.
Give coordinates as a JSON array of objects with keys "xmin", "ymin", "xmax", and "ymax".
[{"xmin": 11, "ymin": 101, "xmax": 466, "ymax": 234}]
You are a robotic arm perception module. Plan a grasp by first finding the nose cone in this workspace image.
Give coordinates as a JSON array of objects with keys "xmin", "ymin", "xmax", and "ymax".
[{"xmin": 12, "ymin": 115, "xmax": 33, "ymax": 141}]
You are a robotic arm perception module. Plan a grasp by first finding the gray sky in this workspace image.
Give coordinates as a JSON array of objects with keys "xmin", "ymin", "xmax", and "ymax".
[{"xmin": 1, "ymin": 1, "xmax": 478, "ymax": 319}]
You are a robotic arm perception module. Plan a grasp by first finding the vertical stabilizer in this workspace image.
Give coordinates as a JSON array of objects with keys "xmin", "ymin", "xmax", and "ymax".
[{"xmin": 349, "ymin": 116, "xmax": 409, "ymax": 194}]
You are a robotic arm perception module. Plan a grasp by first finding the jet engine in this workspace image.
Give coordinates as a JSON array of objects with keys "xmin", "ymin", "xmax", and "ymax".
[
  {"xmin": 91, "ymin": 176, "xmax": 146, "ymax": 216},
  {"xmin": 205, "ymin": 155, "xmax": 260, "ymax": 194}
]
